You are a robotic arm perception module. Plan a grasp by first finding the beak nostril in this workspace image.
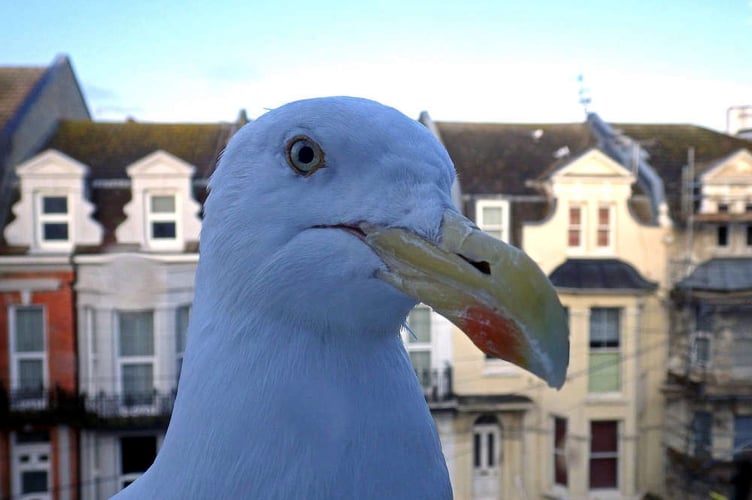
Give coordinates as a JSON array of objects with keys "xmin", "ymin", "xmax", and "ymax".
[{"xmin": 458, "ymin": 254, "xmax": 491, "ymax": 275}]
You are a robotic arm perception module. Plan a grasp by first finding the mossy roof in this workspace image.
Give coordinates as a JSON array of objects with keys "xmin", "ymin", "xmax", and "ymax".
[{"xmin": 43, "ymin": 120, "xmax": 235, "ymax": 179}]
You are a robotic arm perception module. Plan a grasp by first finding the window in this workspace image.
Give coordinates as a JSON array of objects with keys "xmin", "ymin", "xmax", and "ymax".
[
  {"xmin": 476, "ymin": 200, "xmax": 510, "ymax": 242},
  {"xmin": 596, "ymin": 205, "xmax": 612, "ymax": 248},
  {"xmin": 568, "ymin": 205, "xmax": 583, "ymax": 248},
  {"xmin": 9, "ymin": 306, "xmax": 46, "ymax": 407},
  {"xmin": 718, "ymin": 202, "xmax": 729, "ymax": 213},
  {"xmin": 405, "ymin": 306, "xmax": 432, "ymax": 388},
  {"xmin": 732, "ymin": 310, "xmax": 752, "ymax": 377},
  {"xmin": 11, "ymin": 430, "xmax": 51, "ymax": 500},
  {"xmin": 690, "ymin": 333, "xmax": 711, "ymax": 368},
  {"xmin": 119, "ymin": 436, "xmax": 157, "ymax": 489},
  {"xmin": 553, "ymin": 417, "xmax": 568, "ymax": 486},
  {"xmin": 747, "ymin": 225, "xmax": 752, "ymax": 246},
  {"xmin": 589, "ymin": 421, "xmax": 618, "ymax": 489},
  {"xmin": 588, "ymin": 308, "xmax": 621, "ymax": 393},
  {"xmin": 717, "ymin": 225, "xmax": 728, "ymax": 247},
  {"xmin": 734, "ymin": 416, "xmax": 752, "ymax": 458},
  {"xmin": 147, "ymin": 194, "xmax": 177, "ymax": 242},
  {"xmin": 473, "ymin": 415, "xmax": 501, "ymax": 471},
  {"xmin": 175, "ymin": 305, "xmax": 190, "ymax": 384},
  {"xmin": 37, "ymin": 194, "xmax": 70, "ymax": 246},
  {"xmin": 692, "ymin": 411, "xmax": 712, "ymax": 458},
  {"xmin": 118, "ymin": 311, "xmax": 155, "ymax": 407}
]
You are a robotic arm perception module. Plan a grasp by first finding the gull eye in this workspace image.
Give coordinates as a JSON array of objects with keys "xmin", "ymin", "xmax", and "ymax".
[{"xmin": 286, "ymin": 136, "xmax": 325, "ymax": 176}]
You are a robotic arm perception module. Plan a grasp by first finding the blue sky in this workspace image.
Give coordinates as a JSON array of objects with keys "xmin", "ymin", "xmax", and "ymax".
[{"xmin": 3, "ymin": 0, "xmax": 751, "ymax": 131}]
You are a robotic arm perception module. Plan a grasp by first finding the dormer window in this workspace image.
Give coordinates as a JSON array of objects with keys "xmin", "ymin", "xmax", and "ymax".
[
  {"xmin": 596, "ymin": 205, "xmax": 613, "ymax": 249},
  {"xmin": 38, "ymin": 194, "xmax": 70, "ymax": 245},
  {"xmin": 568, "ymin": 205, "xmax": 583, "ymax": 248},
  {"xmin": 148, "ymin": 194, "xmax": 178, "ymax": 241}
]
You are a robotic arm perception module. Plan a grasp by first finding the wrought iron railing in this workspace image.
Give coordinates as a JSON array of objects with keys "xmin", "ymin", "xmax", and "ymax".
[{"xmin": 414, "ymin": 366, "xmax": 453, "ymax": 402}]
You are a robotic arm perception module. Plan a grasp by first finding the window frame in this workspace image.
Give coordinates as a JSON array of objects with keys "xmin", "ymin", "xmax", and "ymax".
[
  {"xmin": 553, "ymin": 416, "xmax": 568, "ymax": 487},
  {"xmin": 567, "ymin": 204, "xmax": 585, "ymax": 251},
  {"xmin": 145, "ymin": 192, "xmax": 180, "ymax": 249},
  {"xmin": 589, "ymin": 420, "xmax": 619, "ymax": 490},
  {"xmin": 595, "ymin": 204, "xmax": 614, "ymax": 251},
  {"xmin": 588, "ymin": 307, "xmax": 621, "ymax": 394},
  {"xmin": 35, "ymin": 192, "xmax": 72, "ymax": 250},
  {"xmin": 8, "ymin": 305, "xmax": 48, "ymax": 408},
  {"xmin": 116, "ymin": 310, "xmax": 156, "ymax": 409},
  {"xmin": 404, "ymin": 305, "xmax": 432, "ymax": 389},
  {"xmin": 475, "ymin": 199, "xmax": 510, "ymax": 243}
]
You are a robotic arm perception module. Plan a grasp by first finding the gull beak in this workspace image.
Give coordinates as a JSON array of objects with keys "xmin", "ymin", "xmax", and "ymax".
[{"xmin": 364, "ymin": 210, "xmax": 569, "ymax": 389}]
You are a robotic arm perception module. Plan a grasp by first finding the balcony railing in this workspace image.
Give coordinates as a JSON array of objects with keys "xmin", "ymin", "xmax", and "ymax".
[
  {"xmin": 414, "ymin": 366, "xmax": 453, "ymax": 403},
  {"xmin": 82, "ymin": 390, "xmax": 177, "ymax": 419},
  {"xmin": 1, "ymin": 385, "xmax": 85, "ymax": 425}
]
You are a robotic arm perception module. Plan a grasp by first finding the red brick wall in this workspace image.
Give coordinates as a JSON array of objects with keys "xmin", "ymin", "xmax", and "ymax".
[{"xmin": 0, "ymin": 269, "xmax": 77, "ymax": 394}]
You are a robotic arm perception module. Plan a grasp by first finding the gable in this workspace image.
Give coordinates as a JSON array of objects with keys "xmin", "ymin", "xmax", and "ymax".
[
  {"xmin": 701, "ymin": 149, "xmax": 752, "ymax": 184},
  {"xmin": 126, "ymin": 150, "xmax": 195, "ymax": 178},
  {"xmin": 16, "ymin": 149, "xmax": 89, "ymax": 178},
  {"xmin": 551, "ymin": 149, "xmax": 633, "ymax": 182}
]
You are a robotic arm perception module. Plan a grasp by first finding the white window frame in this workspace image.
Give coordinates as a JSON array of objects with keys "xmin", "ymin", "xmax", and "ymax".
[
  {"xmin": 595, "ymin": 204, "xmax": 614, "ymax": 252},
  {"xmin": 588, "ymin": 307, "xmax": 621, "ymax": 394},
  {"xmin": 35, "ymin": 192, "xmax": 72, "ymax": 251},
  {"xmin": 10, "ymin": 431, "xmax": 52, "ymax": 500},
  {"xmin": 476, "ymin": 199, "xmax": 510, "ymax": 243},
  {"xmin": 145, "ymin": 192, "xmax": 180, "ymax": 250},
  {"xmin": 567, "ymin": 204, "xmax": 585, "ymax": 252},
  {"xmin": 473, "ymin": 417, "xmax": 501, "ymax": 473},
  {"xmin": 8, "ymin": 305, "xmax": 48, "ymax": 409},
  {"xmin": 403, "ymin": 305, "xmax": 432, "ymax": 389},
  {"xmin": 116, "ymin": 310, "xmax": 156, "ymax": 412}
]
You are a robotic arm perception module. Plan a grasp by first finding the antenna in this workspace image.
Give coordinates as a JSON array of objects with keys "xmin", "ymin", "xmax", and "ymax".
[{"xmin": 577, "ymin": 73, "xmax": 592, "ymax": 116}]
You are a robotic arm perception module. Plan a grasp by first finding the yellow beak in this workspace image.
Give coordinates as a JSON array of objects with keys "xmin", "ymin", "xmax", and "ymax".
[{"xmin": 364, "ymin": 210, "xmax": 569, "ymax": 389}]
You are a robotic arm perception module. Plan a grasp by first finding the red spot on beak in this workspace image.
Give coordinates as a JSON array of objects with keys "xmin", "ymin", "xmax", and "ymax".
[{"xmin": 460, "ymin": 305, "xmax": 527, "ymax": 367}]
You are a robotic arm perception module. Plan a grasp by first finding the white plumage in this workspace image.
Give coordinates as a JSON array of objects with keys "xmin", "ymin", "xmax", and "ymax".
[{"xmin": 113, "ymin": 97, "xmax": 568, "ymax": 499}]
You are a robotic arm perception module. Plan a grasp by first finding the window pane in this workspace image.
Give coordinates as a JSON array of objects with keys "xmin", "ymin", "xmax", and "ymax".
[
  {"xmin": 590, "ymin": 309, "xmax": 620, "ymax": 348},
  {"xmin": 569, "ymin": 207, "xmax": 581, "ymax": 225},
  {"xmin": 747, "ymin": 225, "xmax": 752, "ymax": 246},
  {"xmin": 42, "ymin": 196, "xmax": 67, "ymax": 214},
  {"xmin": 119, "ymin": 312, "xmax": 154, "ymax": 356},
  {"xmin": 473, "ymin": 432, "xmax": 481, "ymax": 468},
  {"xmin": 590, "ymin": 458, "xmax": 617, "ymax": 488},
  {"xmin": 482, "ymin": 206, "xmax": 502, "ymax": 225},
  {"xmin": 588, "ymin": 352, "xmax": 620, "ymax": 392},
  {"xmin": 43, "ymin": 223, "xmax": 69, "ymax": 240},
  {"xmin": 18, "ymin": 360, "xmax": 44, "ymax": 391},
  {"xmin": 487, "ymin": 432, "xmax": 495, "ymax": 466},
  {"xmin": 554, "ymin": 417, "xmax": 568, "ymax": 485},
  {"xmin": 121, "ymin": 436, "xmax": 157, "ymax": 474},
  {"xmin": 409, "ymin": 351, "xmax": 431, "ymax": 387},
  {"xmin": 591, "ymin": 421, "xmax": 617, "ymax": 452},
  {"xmin": 693, "ymin": 411, "xmax": 712, "ymax": 457},
  {"xmin": 734, "ymin": 416, "xmax": 752, "ymax": 457},
  {"xmin": 152, "ymin": 222, "xmax": 176, "ymax": 239},
  {"xmin": 717, "ymin": 225, "xmax": 728, "ymax": 246},
  {"xmin": 151, "ymin": 195, "xmax": 175, "ymax": 213},
  {"xmin": 598, "ymin": 207, "xmax": 610, "ymax": 225},
  {"xmin": 122, "ymin": 363, "xmax": 154, "ymax": 400},
  {"xmin": 597, "ymin": 229, "xmax": 610, "ymax": 247},
  {"xmin": 21, "ymin": 470, "xmax": 48, "ymax": 494},
  {"xmin": 16, "ymin": 430, "xmax": 50, "ymax": 443},
  {"xmin": 14, "ymin": 308, "xmax": 44, "ymax": 352},
  {"xmin": 176, "ymin": 306, "xmax": 191, "ymax": 354},
  {"xmin": 568, "ymin": 229, "xmax": 580, "ymax": 247},
  {"xmin": 407, "ymin": 308, "xmax": 431, "ymax": 343},
  {"xmin": 693, "ymin": 337, "xmax": 710, "ymax": 365}
]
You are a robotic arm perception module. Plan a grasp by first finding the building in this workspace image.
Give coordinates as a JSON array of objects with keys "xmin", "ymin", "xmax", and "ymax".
[
  {"xmin": 0, "ymin": 55, "xmax": 90, "ymax": 500},
  {"xmin": 1, "ymin": 118, "xmax": 236, "ymax": 499},
  {"xmin": 421, "ymin": 114, "xmax": 752, "ymax": 498}
]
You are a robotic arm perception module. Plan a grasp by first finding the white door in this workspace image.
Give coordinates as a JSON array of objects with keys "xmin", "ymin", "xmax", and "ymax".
[{"xmin": 472, "ymin": 417, "xmax": 501, "ymax": 499}]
